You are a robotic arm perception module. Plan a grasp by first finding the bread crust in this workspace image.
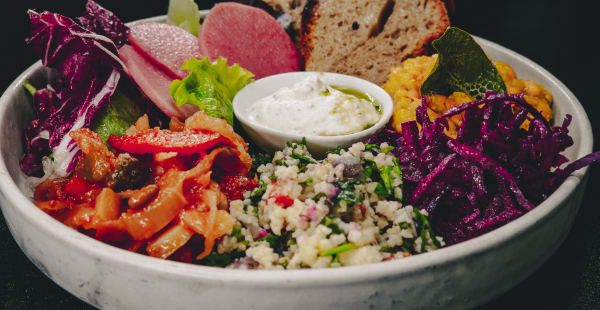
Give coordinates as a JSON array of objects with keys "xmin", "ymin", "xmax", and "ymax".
[
  {"xmin": 298, "ymin": 0, "xmax": 319, "ymax": 69},
  {"xmin": 409, "ymin": 0, "xmax": 449, "ymax": 58},
  {"xmin": 260, "ymin": 0, "xmax": 308, "ymax": 44},
  {"xmin": 299, "ymin": 0, "xmax": 450, "ymax": 84}
]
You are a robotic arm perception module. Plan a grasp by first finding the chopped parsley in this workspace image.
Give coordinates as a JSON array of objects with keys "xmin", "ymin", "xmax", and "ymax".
[
  {"xmin": 413, "ymin": 208, "xmax": 441, "ymax": 250},
  {"xmin": 291, "ymin": 151, "xmax": 316, "ymax": 164},
  {"xmin": 320, "ymin": 243, "xmax": 357, "ymax": 256},
  {"xmin": 231, "ymin": 224, "xmax": 248, "ymax": 246},
  {"xmin": 251, "ymin": 152, "xmax": 272, "ymax": 173},
  {"xmin": 333, "ymin": 180, "xmax": 363, "ymax": 203},
  {"xmin": 364, "ymin": 144, "xmax": 379, "ymax": 151},
  {"xmin": 199, "ymin": 249, "xmax": 245, "ymax": 267},
  {"xmin": 320, "ymin": 215, "xmax": 344, "ymax": 235},
  {"xmin": 381, "ymin": 145, "xmax": 395, "ymax": 154},
  {"xmin": 301, "ymin": 177, "xmax": 314, "ymax": 186},
  {"xmin": 257, "ymin": 231, "xmax": 294, "ymax": 255},
  {"xmin": 326, "ymin": 146, "xmax": 343, "ymax": 155},
  {"xmin": 250, "ymin": 181, "xmax": 267, "ymax": 204}
]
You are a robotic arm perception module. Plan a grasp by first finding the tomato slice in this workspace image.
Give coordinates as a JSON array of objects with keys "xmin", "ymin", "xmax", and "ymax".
[
  {"xmin": 107, "ymin": 128, "xmax": 234, "ymax": 155},
  {"xmin": 272, "ymin": 195, "xmax": 294, "ymax": 208},
  {"xmin": 219, "ymin": 174, "xmax": 258, "ymax": 201}
]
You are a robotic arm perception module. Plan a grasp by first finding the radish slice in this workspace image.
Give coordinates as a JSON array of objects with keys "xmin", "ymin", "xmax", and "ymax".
[
  {"xmin": 129, "ymin": 22, "xmax": 202, "ymax": 79},
  {"xmin": 119, "ymin": 45, "xmax": 198, "ymax": 119},
  {"xmin": 199, "ymin": 2, "xmax": 300, "ymax": 79}
]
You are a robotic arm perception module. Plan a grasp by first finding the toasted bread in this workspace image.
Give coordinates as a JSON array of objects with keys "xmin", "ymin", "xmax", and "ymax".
[
  {"xmin": 299, "ymin": 0, "xmax": 449, "ymax": 85},
  {"xmin": 262, "ymin": 0, "xmax": 307, "ymax": 34}
]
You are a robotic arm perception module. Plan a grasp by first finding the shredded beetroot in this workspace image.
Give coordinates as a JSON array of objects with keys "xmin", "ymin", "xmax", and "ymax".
[{"xmin": 367, "ymin": 93, "xmax": 600, "ymax": 245}]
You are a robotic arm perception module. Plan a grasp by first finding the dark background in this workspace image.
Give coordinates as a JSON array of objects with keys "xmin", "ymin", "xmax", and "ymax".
[{"xmin": 1, "ymin": 1, "xmax": 598, "ymax": 309}]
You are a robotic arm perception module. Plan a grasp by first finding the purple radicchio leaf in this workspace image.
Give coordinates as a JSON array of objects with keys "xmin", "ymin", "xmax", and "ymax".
[
  {"xmin": 78, "ymin": 0, "xmax": 129, "ymax": 48},
  {"xmin": 21, "ymin": 10, "xmax": 124, "ymax": 178},
  {"xmin": 20, "ymin": 88, "xmax": 57, "ymax": 176}
]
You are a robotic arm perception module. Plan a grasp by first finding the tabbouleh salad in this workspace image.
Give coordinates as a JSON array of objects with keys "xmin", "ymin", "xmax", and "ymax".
[{"xmin": 207, "ymin": 141, "xmax": 442, "ymax": 269}]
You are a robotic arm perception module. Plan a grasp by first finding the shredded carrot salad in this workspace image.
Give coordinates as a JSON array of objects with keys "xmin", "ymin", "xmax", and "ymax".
[{"xmin": 33, "ymin": 112, "xmax": 257, "ymax": 263}]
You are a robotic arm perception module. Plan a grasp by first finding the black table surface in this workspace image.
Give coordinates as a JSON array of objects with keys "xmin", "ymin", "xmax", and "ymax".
[{"xmin": 1, "ymin": 1, "xmax": 599, "ymax": 309}]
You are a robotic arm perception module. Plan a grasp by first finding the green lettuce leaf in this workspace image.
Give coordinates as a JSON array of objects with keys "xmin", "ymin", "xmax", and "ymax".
[
  {"xmin": 166, "ymin": 0, "xmax": 201, "ymax": 36},
  {"xmin": 91, "ymin": 90, "xmax": 145, "ymax": 142},
  {"xmin": 170, "ymin": 56, "xmax": 254, "ymax": 125},
  {"xmin": 421, "ymin": 27, "xmax": 507, "ymax": 99}
]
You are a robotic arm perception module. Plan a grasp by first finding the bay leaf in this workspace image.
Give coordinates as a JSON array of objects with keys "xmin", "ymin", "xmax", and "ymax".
[{"xmin": 421, "ymin": 27, "xmax": 507, "ymax": 99}]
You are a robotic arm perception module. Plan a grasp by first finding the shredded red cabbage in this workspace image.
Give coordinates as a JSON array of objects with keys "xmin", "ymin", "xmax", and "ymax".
[{"xmin": 367, "ymin": 93, "xmax": 600, "ymax": 244}]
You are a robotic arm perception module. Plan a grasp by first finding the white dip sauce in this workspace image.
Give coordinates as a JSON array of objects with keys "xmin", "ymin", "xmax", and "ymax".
[{"xmin": 247, "ymin": 75, "xmax": 381, "ymax": 136}]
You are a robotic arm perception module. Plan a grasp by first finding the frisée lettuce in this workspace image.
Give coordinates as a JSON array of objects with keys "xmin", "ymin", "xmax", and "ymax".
[
  {"xmin": 167, "ymin": 0, "xmax": 201, "ymax": 36},
  {"xmin": 170, "ymin": 57, "xmax": 254, "ymax": 125},
  {"xmin": 91, "ymin": 89, "xmax": 145, "ymax": 143}
]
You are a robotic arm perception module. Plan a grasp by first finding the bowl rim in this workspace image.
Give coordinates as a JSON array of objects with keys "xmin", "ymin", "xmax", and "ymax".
[
  {"xmin": 0, "ymin": 16, "xmax": 593, "ymax": 287},
  {"xmin": 232, "ymin": 71, "xmax": 394, "ymax": 143}
]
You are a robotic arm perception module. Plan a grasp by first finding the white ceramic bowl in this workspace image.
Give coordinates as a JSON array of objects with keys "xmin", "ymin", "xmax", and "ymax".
[
  {"xmin": 0, "ymin": 16, "xmax": 593, "ymax": 310},
  {"xmin": 233, "ymin": 71, "xmax": 393, "ymax": 155}
]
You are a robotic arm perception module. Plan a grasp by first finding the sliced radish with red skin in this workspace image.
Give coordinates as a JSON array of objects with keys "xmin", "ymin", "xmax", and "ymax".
[
  {"xmin": 198, "ymin": 2, "xmax": 301, "ymax": 79},
  {"xmin": 129, "ymin": 22, "xmax": 202, "ymax": 79},
  {"xmin": 119, "ymin": 45, "xmax": 198, "ymax": 119}
]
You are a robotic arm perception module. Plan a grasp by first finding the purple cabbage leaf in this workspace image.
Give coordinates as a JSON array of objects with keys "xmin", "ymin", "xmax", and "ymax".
[
  {"xmin": 78, "ymin": 0, "xmax": 129, "ymax": 47},
  {"xmin": 21, "ymin": 8, "xmax": 127, "ymax": 178},
  {"xmin": 367, "ymin": 93, "xmax": 600, "ymax": 245}
]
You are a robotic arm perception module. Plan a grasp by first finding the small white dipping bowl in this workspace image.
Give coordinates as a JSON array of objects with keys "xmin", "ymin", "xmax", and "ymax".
[{"xmin": 233, "ymin": 71, "xmax": 393, "ymax": 155}]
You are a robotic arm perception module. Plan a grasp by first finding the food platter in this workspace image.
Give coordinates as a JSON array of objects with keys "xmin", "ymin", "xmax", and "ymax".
[{"xmin": 0, "ymin": 8, "xmax": 591, "ymax": 307}]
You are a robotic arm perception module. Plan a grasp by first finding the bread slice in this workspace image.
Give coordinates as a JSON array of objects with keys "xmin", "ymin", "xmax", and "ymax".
[
  {"xmin": 262, "ymin": 0, "xmax": 307, "ymax": 34},
  {"xmin": 299, "ymin": 0, "xmax": 449, "ymax": 85}
]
